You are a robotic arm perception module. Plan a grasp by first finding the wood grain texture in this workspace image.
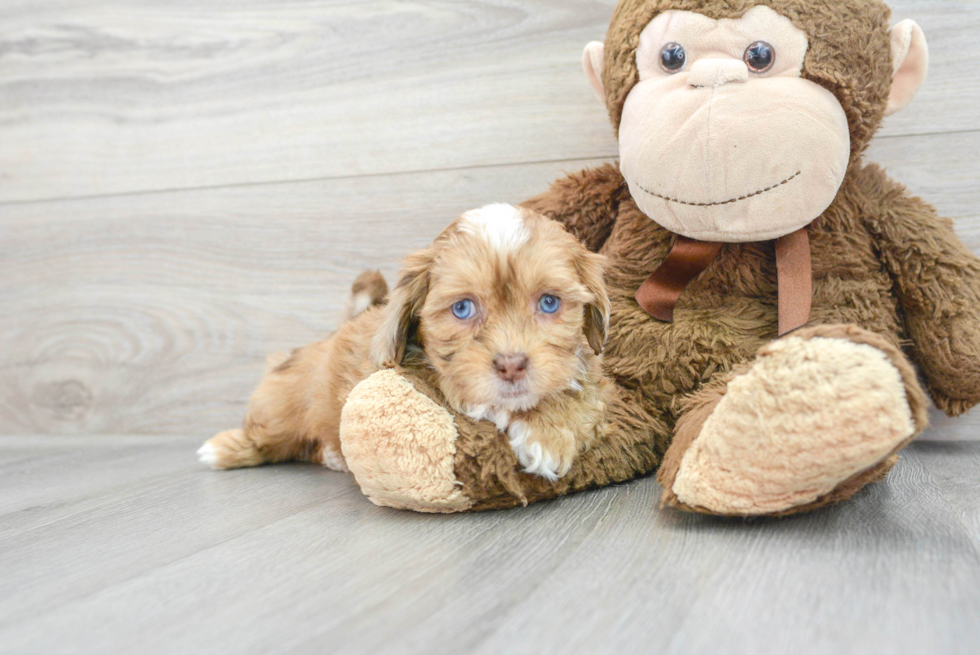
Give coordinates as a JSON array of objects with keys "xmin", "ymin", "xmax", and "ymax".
[
  {"xmin": 1, "ymin": 0, "xmax": 979, "ymax": 440},
  {"xmin": 0, "ymin": 157, "xmax": 614, "ymax": 436},
  {"xmin": 2, "ymin": 130, "xmax": 979, "ymax": 438},
  {"xmin": 915, "ymin": 441, "xmax": 980, "ymax": 544},
  {"xmin": 0, "ymin": 0, "xmax": 620, "ymax": 203},
  {"xmin": 0, "ymin": 0, "xmax": 978, "ymax": 203},
  {"xmin": 0, "ymin": 437, "xmax": 978, "ymax": 654}
]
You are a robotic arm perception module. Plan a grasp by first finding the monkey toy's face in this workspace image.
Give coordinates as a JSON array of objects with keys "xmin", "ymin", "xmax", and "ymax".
[
  {"xmin": 617, "ymin": 6, "xmax": 849, "ymax": 242},
  {"xmin": 584, "ymin": 1, "xmax": 927, "ymax": 244},
  {"xmin": 619, "ymin": 6, "xmax": 850, "ymax": 242}
]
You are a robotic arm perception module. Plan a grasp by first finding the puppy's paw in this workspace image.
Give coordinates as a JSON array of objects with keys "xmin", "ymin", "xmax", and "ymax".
[
  {"xmin": 319, "ymin": 444, "xmax": 349, "ymax": 472},
  {"xmin": 197, "ymin": 442, "xmax": 220, "ymax": 468},
  {"xmin": 198, "ymin": 429, "xmax": 263, "ymax": 470},
  {"xmin": 507, "ymin": 420, "xmax": 577, "ymax": 482}
]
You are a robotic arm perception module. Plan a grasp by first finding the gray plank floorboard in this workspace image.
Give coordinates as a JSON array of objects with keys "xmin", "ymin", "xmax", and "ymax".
[
  {"xmin": 0, "ymin": 0, "xmax": 977, "ymax": 203},
  {"xmin": 2, "ymin": 133, "xmax": 978, "ymax": 437},
  {"xmin": 0, "ymin": 437, "xmax": 977, "ymax": 655},
  {"xmin": 916, "ymin": 441, "xmax": 980, "ymax": 543}
]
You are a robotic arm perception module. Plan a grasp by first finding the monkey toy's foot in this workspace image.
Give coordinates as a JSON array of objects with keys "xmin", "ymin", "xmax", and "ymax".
[
  {"xmin": 658, "ymin": 325, "xmax": 930, "ymax": 517},
  {"xmin": 340, "ymin": 369, "xmax": 476, "ymax": 513}
]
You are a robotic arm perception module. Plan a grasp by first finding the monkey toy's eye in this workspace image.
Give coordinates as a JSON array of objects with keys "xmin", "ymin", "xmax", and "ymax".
[
  {"xmin": 538, "ymin": 294, "xmax": 561, "ymax": 314},
  {"xmin": 452, "ymin": 299, "xmax": 476, "ymax": 320},
  {"xmin": 659, "ymin": 43, "xmax": 687, "ymax": 73},
  {"xmin": 744, "ymin": 41, "xmax": 775, "ymax": 73}
]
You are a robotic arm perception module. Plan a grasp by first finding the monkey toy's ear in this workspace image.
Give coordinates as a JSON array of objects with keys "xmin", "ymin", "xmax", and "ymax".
[
  {"xmin": 582, "ymin": 41, "xmax": 606, "ymax": 102},
  {"xmin": 885, "ymin": 20, "xmax": 929, "ymax": 117}
]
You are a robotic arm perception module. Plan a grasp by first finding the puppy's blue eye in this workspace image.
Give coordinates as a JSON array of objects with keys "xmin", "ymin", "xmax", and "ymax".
[
  {"xmin": 452, "ymin": 299, "xmax": 476, "ymax": 320},
  {"xmin": 538, "ymin": 294, "xmax": 561, "ymax": 314}
]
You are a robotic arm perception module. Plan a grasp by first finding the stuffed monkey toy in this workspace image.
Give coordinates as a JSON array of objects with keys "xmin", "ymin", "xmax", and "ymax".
[{"xmin": 339, "ymin": 0, "xmax": 980, "ymax": 516}]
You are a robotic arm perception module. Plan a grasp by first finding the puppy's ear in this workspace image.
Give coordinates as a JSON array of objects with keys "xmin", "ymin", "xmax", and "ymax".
[
  {"xmin": 371, "ymin": 248, "xmax": 433, "ymax": 368},
  {"xmin": 575, "ymin": 250, "xmax": 610, "ymax": 355}
]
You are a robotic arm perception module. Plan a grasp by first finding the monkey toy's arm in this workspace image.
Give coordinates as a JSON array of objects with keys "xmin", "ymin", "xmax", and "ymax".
[
  {"xmin": 521, "ymin": 163, "xmax": 629, "ymax": 253},
  {"xmin": 859, "ymin": 164, "xmax": 980, "ymax": 416}
]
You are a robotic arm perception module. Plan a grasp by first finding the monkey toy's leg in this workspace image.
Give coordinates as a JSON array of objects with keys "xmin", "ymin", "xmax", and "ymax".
[
  {"xmin": 339, "ymin": 364, "xmax": 668, "ymax": 513},
  {"xmin": 656, "ymin": 325, "xmax": 930, "ymax": 517},
  {"xmin": 340, "ymin": 324, "xmax": 927, "ymax": 516}
]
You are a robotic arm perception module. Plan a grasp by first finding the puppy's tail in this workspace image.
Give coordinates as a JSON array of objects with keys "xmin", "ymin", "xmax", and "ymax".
[{"xmin": 341, "ymin": 270, "xmax": 388, "ymax": 323}]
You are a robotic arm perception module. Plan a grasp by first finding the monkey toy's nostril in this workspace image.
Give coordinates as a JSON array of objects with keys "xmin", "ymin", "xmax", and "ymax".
[{"xmin": 493, "ymin": 354, "xmax": 529, "ymax": 382}]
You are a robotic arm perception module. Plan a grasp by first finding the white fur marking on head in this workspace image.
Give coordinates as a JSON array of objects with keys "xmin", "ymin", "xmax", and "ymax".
[
  {"xmin": 459, "ymin": 203, "xmax": 530, "ymax": 252},
  {"xmin": 508, "ymin": 420, "xmax": 559, "ymax": 482}
]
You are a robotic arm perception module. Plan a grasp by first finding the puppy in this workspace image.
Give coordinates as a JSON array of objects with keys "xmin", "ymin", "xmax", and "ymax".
[{"xmin": 198, "ymin": 204, "xmax": 610, "ymax": 481}]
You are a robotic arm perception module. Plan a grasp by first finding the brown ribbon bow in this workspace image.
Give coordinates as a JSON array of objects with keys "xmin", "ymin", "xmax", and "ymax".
[{"xmin": 635, "ymin": 228, "xmax": 812, "ymax": 336}]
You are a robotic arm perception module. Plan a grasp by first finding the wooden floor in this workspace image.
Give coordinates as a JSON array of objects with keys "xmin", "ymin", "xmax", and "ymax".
[
  {"xmin": 2, "ymin": 0, "xmax": 980, "ymax": 438},
  {"xmin": 0, "ymin": 437, "xmax": 978, "ymax": 654},
  {"xmin": 2, "ymin": 0, "xmax": 980, "ymax": 652}
]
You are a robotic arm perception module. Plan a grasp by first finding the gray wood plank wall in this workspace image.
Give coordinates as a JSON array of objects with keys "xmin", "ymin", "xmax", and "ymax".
[{"xmin": 1, "ymin": 0, "xmax": 978, "ymax": 439}]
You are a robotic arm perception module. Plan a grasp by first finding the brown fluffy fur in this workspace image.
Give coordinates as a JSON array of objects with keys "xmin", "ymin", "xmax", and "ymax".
[
  {"xmin": 201, "ymin": 207, "xmax": 612, "ymax": 479},
  {"xmin": 381, "ymin": 0, "xmax": 980, "ymax": 513}
]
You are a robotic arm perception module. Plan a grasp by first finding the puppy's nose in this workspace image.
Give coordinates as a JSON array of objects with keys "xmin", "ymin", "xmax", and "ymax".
[{"xmin": 494, "ymin": 353, "xmax": 529, "ymax": 382}]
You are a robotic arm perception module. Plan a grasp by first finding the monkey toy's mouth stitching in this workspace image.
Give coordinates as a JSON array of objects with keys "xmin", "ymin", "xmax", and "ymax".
[{"xmin": 636, "ymin": 170, "xmax": 802, "ymax": 207}]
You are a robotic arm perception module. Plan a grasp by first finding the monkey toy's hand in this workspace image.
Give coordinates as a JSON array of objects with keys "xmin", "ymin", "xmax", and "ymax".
[
  {"xmin": 908, "ymin": 310, "xmax": 980, "ymax": 416},
  {"xmin": 860, "ymin": 164, "xmax": 980, "ymax": 416}
]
